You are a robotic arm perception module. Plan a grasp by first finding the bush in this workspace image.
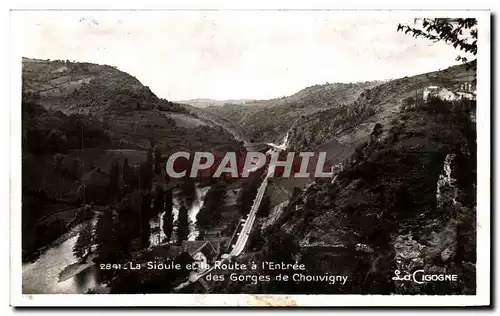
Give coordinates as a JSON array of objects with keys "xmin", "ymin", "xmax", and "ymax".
[
  {"xmin": 371, "ymin": 123, "xmax": 383, "ymax": 138},
  {"xmin": 401, "ymin": 96, "xmax": 415, "ymax": 110}
]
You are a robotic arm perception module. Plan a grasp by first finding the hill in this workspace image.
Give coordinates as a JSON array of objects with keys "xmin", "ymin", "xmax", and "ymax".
[
  {"xmin": 23, "ymin": 57, "xmax": 157, "ymax": 114},
  {"xmin": 212, "ymin": 92, "xmax": 477, "ymax": 295},
  {"xmin": 202, "ymin": 81, "xmax": 383, "ymax": 143},
  {"xmin": 22, "ymin": 57, "xmax": 240, "ymax": 153},
  {"xmin": 21, "ymin": 58, "xmax": 242, "ymax": 261},
  {"xmin": 175, "ymin": 98, "xmax": 254, "ymax": 108},
  {"xmin": 209, "ymin": 61, "xmax": 477, "ymax": 295},
  {"xmin": 287, "ymin": 61, "xmax": 476, "ymax": 165}
]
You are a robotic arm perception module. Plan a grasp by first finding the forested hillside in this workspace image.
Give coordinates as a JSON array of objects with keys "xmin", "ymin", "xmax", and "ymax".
[
  {"xmin": 21, "ymin": 58, "xmax": 242, "ymax": 262},
  {"xmin": 203, "ymin": 81, "xmax": 382, "ymax": 143}
]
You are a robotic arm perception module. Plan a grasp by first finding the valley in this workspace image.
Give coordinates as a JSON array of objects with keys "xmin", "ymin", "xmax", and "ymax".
[{"xmin": 21, "ymin": 56, "xmax": 477, "ymax": 295}]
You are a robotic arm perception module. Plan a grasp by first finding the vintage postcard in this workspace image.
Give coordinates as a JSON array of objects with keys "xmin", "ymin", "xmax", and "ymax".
[{"xmin": 10, "ymin": 7, "xmax": 491, "ymax": 307}]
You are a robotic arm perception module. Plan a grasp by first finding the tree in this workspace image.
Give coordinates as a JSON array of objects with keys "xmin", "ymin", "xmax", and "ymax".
[
  {"xmin": 179, "ymin": 179, "xmax": 196, "ymax": 209},
  {"xmin": 140, "ymin": 193, "xmax": 152, "ymax": 248},
  {"xmin": 73, "ymin": 221, "xmax": 94, "ymax": 261},
  {"xmin": 108, "ymin": 159, "xmax": 120, "ymax": 202},
  {"xmin": 397, "ymin": 18, "xmax": 477, "ymax": 62},
  {"xmin": 196, "ymin": 181, "xmax": 226, "ymax": 228},
  {"xmin": 260, "ymin": 227, "xmax": 300, "ymax": 293},
  {"xmin": 53, "ymin": 153, "xmax": 65, "ymax": 172},
  {"xmin": 70, "ymin": 158, "xmax": 82, "ymax": 180},
  {"xmin": 94, "ymin": 209, "xmax": 118, "ymax": 282},
  {"xmin": 258, "ymin": 194, "xmax": 271, "ymax": 217},
  {"xmin": 138, "ymin": 163, "xmax": 152, "ymax": 193},
  {"xmin": 371, "ymin": 123, "xmax": 383, "ymax": 139},
  {"xmin": 177, "ymin": 205, "xmax": 190, "ymax": 243},
  {"xmin": 402, "ymin": 96, "xmax": 415, "ymax": 110},
  {"xmin": 263, "ymin": 227, "xmax": 299, "ymax": 263},
  {"xmin": 75, "ymin": 120, "xmax": 85, "ymax": 150},
  {"xmin": 175, "ymin": 251, "xmax": 195, "ymax": 279},
  {"xmin": 147, "ymin": 147, "xmax": 154, "ymax": 167},
  {"xmin": 153, "ymin": 185, "xmax": 164, "ymax": 217},
  {"xmin": 291, "ymin": 187, "xmax": 301, "ymax": 200},
  {"xmin": 95, "ymin": 209, "xmax": 114, "ymax": 251},
  {"xmin": 237, "ymin": 175, "xmax": 260, "ymax": 215},
  {"xmin": 248, "ymin": 224, "xmax": 266, "ymax": 251},
  {"xmin": 138, "ymin": 149, "xmax": 154, "ymax": 192},
  {"xmin": 115, "ymin": 191, "xmax": 142, "ymax": 260},
  {"xmin": 162, "ymin": 189, "xmax": 174, "ymax": 243},
  {"xmin": 352, "ymin": 141, "xmax": 368, "ymax": 165},
  {"xmin": 197, "ymin": 229, "xmax": 206, "ymax": 240},
  {"xmin": 154, "ymin": 147, "xmax": 162, "ymax": 175},
  {"xmin": 122, "ymin": 157, "xmax": 134, "ymax": 191}
]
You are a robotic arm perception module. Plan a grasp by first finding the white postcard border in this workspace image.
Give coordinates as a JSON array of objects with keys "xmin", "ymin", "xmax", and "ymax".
[{"xmin": 9, "ymin": 5, "xmax": 491, "ymax": 307}]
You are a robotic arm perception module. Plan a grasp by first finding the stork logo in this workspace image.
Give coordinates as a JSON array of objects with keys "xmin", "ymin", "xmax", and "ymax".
[
  {"xmin": 165, "ymin": 151, "xmax": 335, "ymax": 179},
  {"xmin": 392, "ymin": 270, "xmax": 459, "ymax": 284}
]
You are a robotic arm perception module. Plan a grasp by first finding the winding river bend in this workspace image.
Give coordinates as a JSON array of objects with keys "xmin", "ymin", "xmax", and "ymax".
[
  {"xmin": 22, "ymin": 185, "xmax": 210, "ymax": 294},
  {"xmin": 22, "ymin": 222, "xmax": 98, "ymax": 294}
]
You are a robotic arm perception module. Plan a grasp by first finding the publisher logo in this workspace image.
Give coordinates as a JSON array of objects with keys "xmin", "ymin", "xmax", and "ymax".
[{"xmin": 392, "ymin": 269, "xmax": 458, "ymax": 284}]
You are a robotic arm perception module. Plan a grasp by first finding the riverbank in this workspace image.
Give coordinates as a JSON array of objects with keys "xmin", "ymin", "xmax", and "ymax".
[
  {"xmin": 22, "ymin": 211, "xmax": 101, "ymax": 294},
  {"xmin": 58, "ymin": 253, "xmax": 97, "ymax": 283},
  {"xmin": 23, "ymin": 216, "xmax": 80, "ymax": 264},
  {"xmin": 23, "ymin": 204, "xmax": 99, "ymax": 263}
]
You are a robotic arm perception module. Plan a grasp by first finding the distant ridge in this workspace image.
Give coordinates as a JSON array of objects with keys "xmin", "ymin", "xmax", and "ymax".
[{"xmin": 176, "ymin": 98, "xmax": 255, "ymax": 108}]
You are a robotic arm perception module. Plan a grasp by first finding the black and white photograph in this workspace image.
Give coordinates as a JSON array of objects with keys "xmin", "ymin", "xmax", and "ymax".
[{"xmin": 9, "ymin": 7, "xmax": 491, "ymax": 307}]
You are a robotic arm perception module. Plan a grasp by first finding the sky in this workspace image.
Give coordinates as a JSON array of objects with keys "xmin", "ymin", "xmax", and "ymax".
[{"xmin": 15, "ymin": 10, "xmax": 474, "ymax": 101}]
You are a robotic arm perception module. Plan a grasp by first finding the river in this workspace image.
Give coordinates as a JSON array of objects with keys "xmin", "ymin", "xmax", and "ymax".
[
  {"xmin": 22, "ymin": 223, "xmax": 98, "ymax": 294},
  {"xmin": 22, "ymin": 184, "xmax": 210, "ymax": 294},
  {"xmin": 149, "ymin": 184, "xmax": 210, "ymax": 245},
  {"xmin": 22, "ymin": 129, "xmax": 288, "ymax": 294}
]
